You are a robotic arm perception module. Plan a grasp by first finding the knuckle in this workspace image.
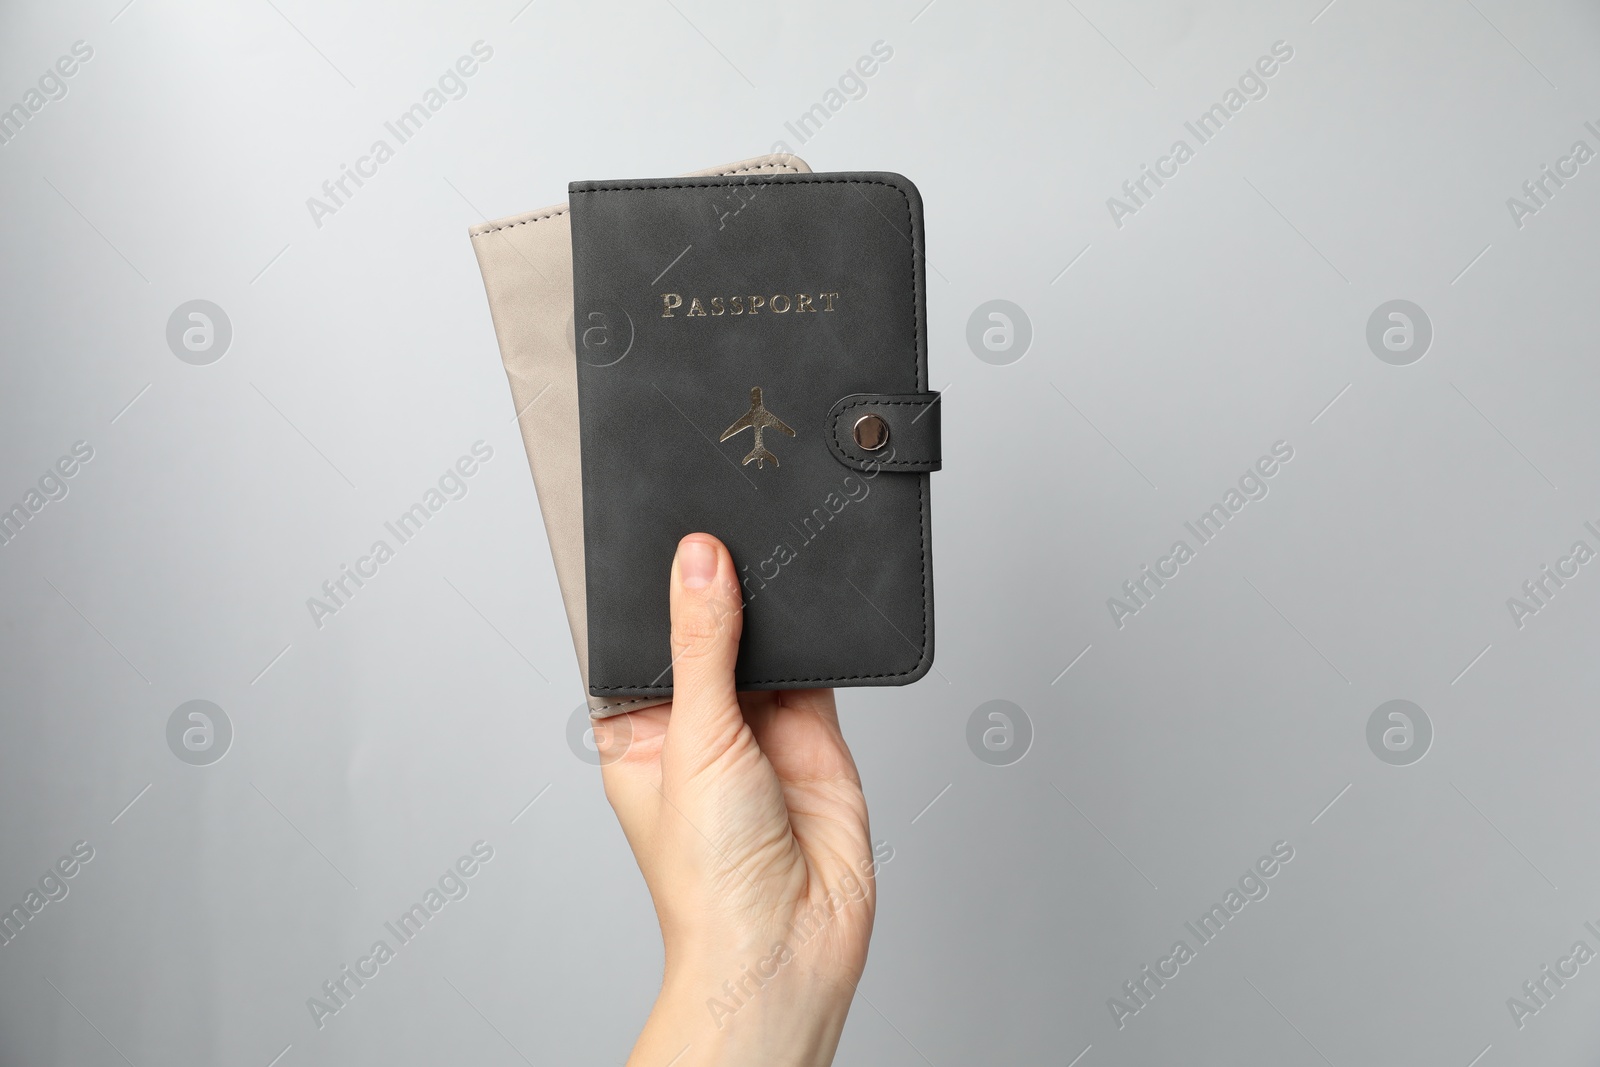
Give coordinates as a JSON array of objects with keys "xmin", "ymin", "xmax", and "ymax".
[{"xmin": 672, "ymin": 597, "xmax": 737, "ymax": 653}]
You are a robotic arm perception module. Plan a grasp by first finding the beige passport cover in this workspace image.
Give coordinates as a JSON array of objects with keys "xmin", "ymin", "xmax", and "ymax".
[{"xmin": 468, "ymin": 153, "xmax": 813, "ymax": 718}]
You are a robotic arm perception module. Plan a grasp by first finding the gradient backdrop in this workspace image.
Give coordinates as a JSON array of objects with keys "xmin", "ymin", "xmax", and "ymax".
[{"xmin": 2, "ymin": 0, "xmax": 1598, "ymax": 1064}]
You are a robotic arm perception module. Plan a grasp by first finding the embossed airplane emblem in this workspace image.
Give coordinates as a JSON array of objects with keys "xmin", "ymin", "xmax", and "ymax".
[{"xmin": 719, "ymin": 386, "xmax": 795, "ymax": 468}]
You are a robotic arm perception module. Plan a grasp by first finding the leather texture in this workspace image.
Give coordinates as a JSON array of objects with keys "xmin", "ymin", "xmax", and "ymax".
[
  {"xmin": 569, "ymin": 171, "xmax": 936, "ymax": 697},
  {"xmin": 467, "ymin": 153, "xmax": 812, "ymax": 718},
  {"xmin": 826, "ymin": 392, "xmax": 942, "ymax": 473}
]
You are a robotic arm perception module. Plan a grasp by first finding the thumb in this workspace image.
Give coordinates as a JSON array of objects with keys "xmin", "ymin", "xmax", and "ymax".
[{"xmin": 664, "ymin": 533, "xmax": 745, "ymax": 759}]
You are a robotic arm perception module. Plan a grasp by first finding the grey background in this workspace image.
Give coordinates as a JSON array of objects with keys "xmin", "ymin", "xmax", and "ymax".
[{"xmin": 2, "ymin": 0, "xmax": 1597, "ymax": 1063}]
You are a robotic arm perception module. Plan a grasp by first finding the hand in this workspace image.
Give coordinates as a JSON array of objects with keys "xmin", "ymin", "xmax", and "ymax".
[{"xmin": 598, "ymin": 533, "xmax": 877, "ymax": 1067}]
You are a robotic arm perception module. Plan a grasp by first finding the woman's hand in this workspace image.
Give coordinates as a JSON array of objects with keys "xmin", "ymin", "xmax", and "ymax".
[{"xmin": 598, "ymin": 533, "xmax": 877, "ymax": 1067}]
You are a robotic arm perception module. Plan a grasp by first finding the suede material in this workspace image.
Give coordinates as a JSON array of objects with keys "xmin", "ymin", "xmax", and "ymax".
[{"xmin": 569, "ymin": 172, "xmax": 936, "ymax": 696}]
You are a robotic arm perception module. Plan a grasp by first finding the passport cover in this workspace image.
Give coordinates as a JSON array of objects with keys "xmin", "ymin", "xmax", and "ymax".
[{"xmin": 568, "ymin": 171, "xmax": 939, "ymax": 697}]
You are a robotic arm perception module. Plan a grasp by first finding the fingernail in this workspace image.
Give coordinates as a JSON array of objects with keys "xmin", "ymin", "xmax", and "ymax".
[{"xmin": 678, "ymin": 537, "xmax": 717, "ymax": 589}]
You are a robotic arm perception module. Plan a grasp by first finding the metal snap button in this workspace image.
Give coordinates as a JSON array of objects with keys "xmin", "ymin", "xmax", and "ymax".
[{"xmin": 852, "ymin": 413, "xmax": 890, "ymax": 451}]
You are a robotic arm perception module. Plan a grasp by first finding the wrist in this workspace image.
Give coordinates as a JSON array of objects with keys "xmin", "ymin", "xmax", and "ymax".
[{"xmin": 627, "ymin": 957, "xmax": 854, "ymax": 1067}]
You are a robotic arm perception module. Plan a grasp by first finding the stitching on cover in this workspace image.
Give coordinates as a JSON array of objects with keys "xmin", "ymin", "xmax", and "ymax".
[
  {"xmin": 594, "ymin": 694, "xmax": 659, "ymax": 710},
  {"xmin": 580, "ymin": 174, "xmax": 932, "ymax": 690},
  {"xmin": 470, "ymin": 162, "xmax": 802, "ymax": 237},
  {"xmin": 828, "ymin": 396, "xmax": 939, "ymax": 469}
]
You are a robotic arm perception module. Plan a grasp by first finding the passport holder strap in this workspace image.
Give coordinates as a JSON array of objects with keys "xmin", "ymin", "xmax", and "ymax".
[{"xmin": 826, "ymin": 392, "xmax": 942, "ymax": 473}]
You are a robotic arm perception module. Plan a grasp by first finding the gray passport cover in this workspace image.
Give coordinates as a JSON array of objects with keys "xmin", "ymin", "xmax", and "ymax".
[{"xmin": 568, "ymin": 171, "xmax": 939, "ymax": 697}]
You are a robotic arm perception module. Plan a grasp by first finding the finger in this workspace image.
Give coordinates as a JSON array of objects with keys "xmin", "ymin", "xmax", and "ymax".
[
  {"xmin": 597, "ymin": 705, "xmax": 671, "ymax": 845},
  {"xmin": 781, "ymin": 687, "xmax": 842, "ymax": 731},
  {"xmin": 664, "ymin": 533, "xmax": 745, "ymax": 765},
  {"xmin": 747, "ymin": 690, "xmax": 862, "ymax": 788}
]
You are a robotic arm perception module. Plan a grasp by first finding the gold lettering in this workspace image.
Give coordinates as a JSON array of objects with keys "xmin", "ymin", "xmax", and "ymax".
[{"xmin": 658, "ymin": 291, "xmax": 838, "ymax": 318}]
